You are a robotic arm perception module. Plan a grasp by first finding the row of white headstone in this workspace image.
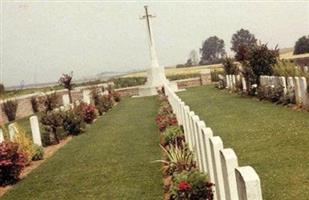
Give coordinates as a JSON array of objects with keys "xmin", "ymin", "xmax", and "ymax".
[
  {"xmin": 226, "ymin": 74, "xmax": 309, "ymax": 107},
  {"xmin": 164, "ymin": 84, "xmax": 262, "ymax": 200},
  {"xmin": 260, "ymin": 75, "xmax": 308, "ymax": 106},
  {"xmin": 226, "ymin": 74, "xmax": 247, "ymax": 92},
  {"xmin": 0, "ymin": 88, "xmax": 99, "ymax": 146}
]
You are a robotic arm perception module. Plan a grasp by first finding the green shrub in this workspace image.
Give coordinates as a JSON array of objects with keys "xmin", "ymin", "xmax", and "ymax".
[
  {"xmin": 170, "ymin": 170, "xmax": 214, "ymax": 200},
  {"xmin": 156, "ymin": 143, "xmax": 195, "ymax": 176},
  {"xmin": 2, "ymin": 99, "xmax": 18, "ymax": 121},
  {"xmin": 31, "ymin": 144, "xmax": 44, "ymax": 161},
  {"xmin": 12, "ymin": 124, "xmax": 36, "ymax": 164},
  {"xmin": 223, "ymin": 57, "xmax": 238, "ymax": 75},
  {"xmin": 44, "ymin": 92, "xmax": 59, "ymax": 112},
  {"xmin": 273, "ymin": 60, "xmax": 308, "ymax": 78},
  {"xmin": 162, "ymin": 126, "xmax": 184, "ymax": 147},
  {"xmin": 94, "ymin": 95, "xmax": 114, "ymax": 115},
  {"xmin": 62, "ymin": 110, "xmax": 85, "ymax": 135},
  {"xmin": 40, "ymin": 110, "xmax": 65, "ymax": 145},
  {"xmin": 0, "ymin": 142, "xmax": 27, "ymax": 186},
  {"xmin": 246, "ymin": 43, "xmax": 279, "ymax": 85}
]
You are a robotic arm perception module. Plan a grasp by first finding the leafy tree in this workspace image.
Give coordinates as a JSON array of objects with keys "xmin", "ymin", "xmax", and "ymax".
[
  {"xmin": 59, "ymin": 71, "xmax": 74, "ymax": 103},
  {"xmin": 231, "ymin": 29, "xmax": 257, "ymax": 61},
  {"xmin": 200, "ymin": 36, "xmax": 225, "ymax": 65},
  {"xmin": 243, "ymin": 43, "xmax": 279, "ymax": 85},
  {"xmin": 294, "ymin": 35, "xmax": 309, "ymax": 55}
]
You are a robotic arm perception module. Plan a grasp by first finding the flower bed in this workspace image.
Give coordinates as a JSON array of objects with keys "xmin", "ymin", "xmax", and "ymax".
[{"xmin": 155, "ymin": 88, "xmax": 214, "ymax": 200}]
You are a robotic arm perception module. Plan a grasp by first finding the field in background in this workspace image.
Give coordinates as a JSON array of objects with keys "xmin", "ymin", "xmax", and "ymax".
[{"xmin": 122, "ymin": 63, "xmax": 223, "ymax": 78}]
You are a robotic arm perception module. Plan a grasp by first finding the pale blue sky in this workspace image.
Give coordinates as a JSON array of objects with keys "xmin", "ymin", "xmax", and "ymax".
[{"xmin": 1, "ymin": 1, "xmax": 309, "ymax": 86}]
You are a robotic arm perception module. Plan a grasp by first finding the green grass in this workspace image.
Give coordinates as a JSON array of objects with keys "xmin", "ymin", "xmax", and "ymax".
[
  {"xmin": 178, "ymin": 86, "xmax": 309, "ymax": 200},
  {"xmin": 2, "ymin": 97, "xmax": 163, "ymax": 200}
]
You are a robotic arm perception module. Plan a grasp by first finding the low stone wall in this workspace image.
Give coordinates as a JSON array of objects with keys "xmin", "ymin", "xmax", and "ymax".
[{"xmin": 0, "ymin": 72, "xmax": 213, "ymax": 124}]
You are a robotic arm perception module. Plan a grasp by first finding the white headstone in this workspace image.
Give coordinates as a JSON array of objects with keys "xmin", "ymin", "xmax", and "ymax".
[
  {"xmin": 62, "ymin": 94, "xmax": 70, "ymax": 107},
  {"xmin": 30, "ymin": 116, "xmax": 42, "ymax": 146},
  {"xmin": 196, "ymin": 120, "xmax": 207, "ymax": 172},
  {"xmin": 0, "ymin": 129, "xmax": 4, "ymax": 143},
  {"xmin": 226, "ymin": 75, "xmax": 230, "ymax": 89},
  {"xmin": 201, "ymin": 127, "xmax": 215, "ymax": 182},
  {"xmin": 279, "ymin": 76, "xmax": 287, "ymax": 95},
  {"xmin": 83, "ymin": 90, "xmax": 91, "ymax": 104},
  {"xmin": 220, "ymin": 148, "xmax": 239, "ymax": 200},
  {"xmin": 287, "ymin": 77, "xmax": 295, "ymax": 102},
  {"xmin": 303, "ymin": 66, "xmax": 308, "ymax": 73},
  {"xmin": 210, "ymin": 136, "xmax": 226, "ymax": 200},
  {"xmin": 294, "ymin": 77, "xmax": 301, "ymax": 105},
  {"xmin": 299, "ymin": 77, "xmax": 308, "ymax": 106},
  {"xmin": 242, "ymin": 77, "xmax": 247, "ymax": 92},
  {"xmin": 235, "ymin": 166, "xmax": 262, "ymax": 200},
  {"xmin": 232, "ymin": 75, "xmax": 236, "ymax": 90},
  {"xmin": 8, "ymin": 124, "xmax": 16, "ymax": 140}
]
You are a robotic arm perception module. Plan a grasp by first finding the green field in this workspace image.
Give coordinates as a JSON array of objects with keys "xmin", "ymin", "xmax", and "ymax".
[
  {"xmin": 2, "ymin": 97, "xmax": 162, "ymax": 200},
  {"xmin": 179, "ymin": 86, "xmax": 309, "ymax": 200}
]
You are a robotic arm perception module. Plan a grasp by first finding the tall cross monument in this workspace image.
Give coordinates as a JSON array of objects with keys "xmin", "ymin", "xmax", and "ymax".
[{"xmin": 138, "ymin": 5, "xmax": 178, "ymax": 96}]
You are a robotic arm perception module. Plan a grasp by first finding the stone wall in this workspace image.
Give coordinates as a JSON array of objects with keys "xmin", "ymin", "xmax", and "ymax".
[{"xmin": 0, "ymin": 72, "xmax": 213, "ymax": 124}]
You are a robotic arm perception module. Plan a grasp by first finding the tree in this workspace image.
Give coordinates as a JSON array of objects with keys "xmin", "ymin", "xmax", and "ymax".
[
  {"xmin": 231, "ymin": 29, "xmax": 257, "ymax": 61},
  {"xmin": 189, "ymin": 50, "xmax": 199, "ymax": 66},
  {"xmin": 294, "ymin": 35, "xmax": 309, "ymax": 55},
  {"xmin": 244, "ymin": 43, "xmax": 279, "ymax": 85},
  {"xmin": 59, "ymin": 71, "xmax": 74, "ymax": 103},
  {"xmin": 200, "ymin": 36, "xmax": 225, "ymax": 65}
]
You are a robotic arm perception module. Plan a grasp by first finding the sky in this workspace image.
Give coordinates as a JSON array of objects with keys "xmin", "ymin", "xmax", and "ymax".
[{"xmin": 0, "ymin": 0, "xmax": 308, "ymax": 87}]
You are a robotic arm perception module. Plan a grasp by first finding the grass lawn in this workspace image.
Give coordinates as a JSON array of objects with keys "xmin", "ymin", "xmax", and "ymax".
[
  {"xmin": 2, "ymin": 97, "xmax": 163, "ymax": 200},
  {"xmin": 179, "ymin": 86, "xmax": 309, "ymax": 200}
]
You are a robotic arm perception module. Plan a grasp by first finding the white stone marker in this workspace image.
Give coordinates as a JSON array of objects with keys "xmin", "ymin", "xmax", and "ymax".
[
  {"xmin": 188, "ymin": 111, "xmax": 196, "ymax": 150},
  {"xmin": 8, "ymin": 124, "xmax": 16, "ymax": 140},
  {"xmin": 83, "ymin": 90, "xmax": 91, "ymax": 104},
  {"xmin": 183, "ymin": 106, "xmax": 190, "ymax": 143},
  {"xmin": 30, "ymin": 116, "xmax": 42, "ymax": 146},
  {"xmin": 287, "ymin": 77, "xmax": 295, "ymax": 101},
  {"xmin": 210, "ymin": 136, "xmax": 226, "ymax": 200},
  {"xmin": 294, "ymin": 77, "xmax": 301, "ymax": 105},
  {"xmin": 299, "ymin": 77, "xmax": 308, "ymax": 106},
  {"xmin": 220, "ymin": 148, "xmax": 239, "ymax": 200},
  {"xmin": 242, "ymin": 77, "xmax": 247, "ymax": 92},
  {"xmin": 0, "ymin": 129, "xmax": 4, "ymax": 143},
  {"xmin": 232, "ymin": 75, "xmax": 236, "ymax": 90},
  {"xmin": 235, "ymin": 166, "xmax": 262, "ymax": 200},
  {"xmin": 226, "ymin": 75, "xmax": 230, "ymax": 89},
  {"xmin": 62, "ymin": 94, "xmax": 70, "ymax": 107},
  {"xmin": 279, "ymin": 76, "xmax": 287, "ymax": 95},
  {"xmin": 192, "ymin": 115, "xmax": 202, "ymax": 167},
  {"xmin": 202, "ymin": 127, "xmax": 215, "ymax": 182},
  {"xmin": 196, "ymin": 120, "xmax": 207, "ymax": 172},
  {"xmin": 304, "ymin": 66, "xmax": 308, "ymax": 73}
]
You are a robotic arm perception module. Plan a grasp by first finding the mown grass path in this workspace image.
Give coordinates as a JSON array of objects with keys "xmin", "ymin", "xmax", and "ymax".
[
  {"xmin": 179, "ymin": 86, "xmax": 309, "ymax": 200},
  {"xmin": 2, "ymin": 97, "xmax": 162, "ymax": 200}
]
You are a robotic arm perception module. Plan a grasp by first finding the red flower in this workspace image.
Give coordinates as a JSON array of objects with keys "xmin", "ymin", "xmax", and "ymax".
[{"xmin": 178, "ymin": 181, "xmax": 192, "ymax": 191}]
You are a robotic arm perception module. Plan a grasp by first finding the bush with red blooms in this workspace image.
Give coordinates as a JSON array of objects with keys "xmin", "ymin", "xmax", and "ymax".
[
  {"xmin": 170, "ymin": 170, "xmax": 214, "ymax": 200},
  {"xmin": 75, "ymin": 102, "xmax": 98, "ymax": 124},
  {"xmin": 0, "ymin": 142, "xmax": 27, "ymax": 186}
]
